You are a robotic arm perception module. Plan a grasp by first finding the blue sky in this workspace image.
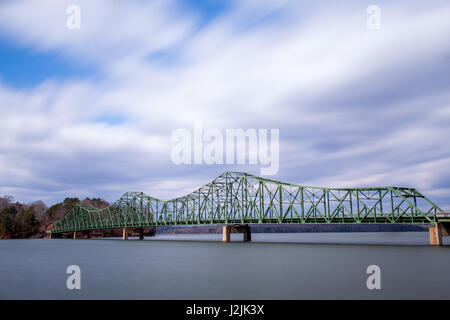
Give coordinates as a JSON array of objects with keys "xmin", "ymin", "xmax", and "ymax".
[
  {"xmin": 0, "ymin": 0, "xmax": 449, "ymax": 210},
  {"xmin": 0, "ymin": 37, "xmax": 97, "ymax": 88}
]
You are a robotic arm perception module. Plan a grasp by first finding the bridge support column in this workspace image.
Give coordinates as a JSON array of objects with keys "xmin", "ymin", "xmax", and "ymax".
[
  {"xmin": 73, "ymin": 231, "xmax": 77, "ymax": 240},
  {"xmin": 430, "ymin": 224, "xmax": 442, "ymax": 246},
  {"xmin": 243, "ymin": 225, "xmax": 251, "ymax": 242},
  {"xmin": 122, "ymin": 228, "xmax": 128, "ymax": 240},
  {"xmin": 222, "ymin": 226, "xmax": 231, "ymax": 242},
  {"xmin": 138, "ymin": 227, "xmax": 144, "ymax": 240},
  {"xmin": 430, "ymin": 222, "xmax": 450, "ymax": 246},
  {"xmin": 222, "ymin": 225, "xmax": 252, "ymax": 242},
  {"xmin": 85, "ymin": 230, "xmax": 91, "ymax": 239}
]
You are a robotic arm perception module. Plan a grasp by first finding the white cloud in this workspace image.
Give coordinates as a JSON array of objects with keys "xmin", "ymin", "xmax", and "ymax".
[
  {"xmin": 0, "ymin": 0, "xmax": 449, "ymax": 209},
  {"xmin": 0, "ymin": 0, "xmax": 195, "ymax": 66}
]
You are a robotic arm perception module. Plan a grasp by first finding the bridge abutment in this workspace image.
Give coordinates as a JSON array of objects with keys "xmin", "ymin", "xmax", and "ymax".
[
  {"xmin": 222, "ymin": 225, "xmax": 251, "ymax": 242},
  {"xmin": 430, "ymin": 222, "xmax": 450, "ymax": 246}
]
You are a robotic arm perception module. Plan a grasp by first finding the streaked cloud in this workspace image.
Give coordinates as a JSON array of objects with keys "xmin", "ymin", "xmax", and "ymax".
[{"xmin": 0, "ymin": 0, "xmax": 449, "ymax": 210}]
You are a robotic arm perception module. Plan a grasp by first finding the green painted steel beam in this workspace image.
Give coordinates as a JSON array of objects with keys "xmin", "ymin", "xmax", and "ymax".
[{"xmin": 51, "ymin": 171, "xmax": 444, "ymax": 233}]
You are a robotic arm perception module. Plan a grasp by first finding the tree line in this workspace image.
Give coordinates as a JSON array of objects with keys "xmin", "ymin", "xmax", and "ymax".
[{"xmin": 0, "ymin": 196, "xmax": 109, "ymax": 239}]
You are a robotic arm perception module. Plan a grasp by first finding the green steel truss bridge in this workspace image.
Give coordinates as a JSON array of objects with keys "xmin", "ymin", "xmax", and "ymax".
[{"xmin": 52, "ymin": 172, "xmax": 447, "ymax": 237}]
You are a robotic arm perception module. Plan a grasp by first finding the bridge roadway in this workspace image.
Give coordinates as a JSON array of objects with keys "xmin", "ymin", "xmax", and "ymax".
[{"xmin": 50, "ymin": 172, "xmax": 450, "ymax": 245}]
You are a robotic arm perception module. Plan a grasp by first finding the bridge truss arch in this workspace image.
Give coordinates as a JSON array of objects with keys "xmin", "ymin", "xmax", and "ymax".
[{"xmin": 51, "ymin": 171, "xmax": 443, "ymax": 233}]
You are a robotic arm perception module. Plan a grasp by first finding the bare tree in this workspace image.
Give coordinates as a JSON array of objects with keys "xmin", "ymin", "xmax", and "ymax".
[{"xmin": 0, "ymin": 196, "xmax": 14, "ymax": 211}]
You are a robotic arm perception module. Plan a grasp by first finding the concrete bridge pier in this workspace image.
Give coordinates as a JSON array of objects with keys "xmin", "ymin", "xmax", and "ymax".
[
  {"xmin": 222, "ymin": 224, "xmax": 252, "ymax": 242},
  {"xmin": 122, "ymin": 228, "xmax": 128, "ymax": 240},
  {"xmin": 138, "ymin": 227, "xmax": 144, "ymax": 240},
  {"xmin": 73, "ymin": 231, "xmax": 77, "ymax": 239},
  {"xmin": 222, "ymin": 226, "xmax": 230, "ymax": 242},
  {"xmin": 429, "ymin": 222, "xmax": 450, "ymax": 246}
]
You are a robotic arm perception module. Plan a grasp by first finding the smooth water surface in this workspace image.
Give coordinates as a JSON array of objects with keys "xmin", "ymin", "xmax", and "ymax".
[{"xmin": 1, "ymin": 232, "xmax": 449, "ymax": 299}]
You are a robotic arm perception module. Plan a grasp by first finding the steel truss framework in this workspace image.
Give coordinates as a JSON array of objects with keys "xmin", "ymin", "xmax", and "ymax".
[{"xmin": 51, "ymin": 172, "xmax": 444, "ymax": 233}]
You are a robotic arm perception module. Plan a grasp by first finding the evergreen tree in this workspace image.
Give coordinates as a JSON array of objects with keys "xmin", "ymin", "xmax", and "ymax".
[
  {"xmin": 0, "ymin": 207, "xmax": 15, "ymax": 238},
  {"xmin": 22, "ymin": 207, "xmax": 39, "ymax": 236}
]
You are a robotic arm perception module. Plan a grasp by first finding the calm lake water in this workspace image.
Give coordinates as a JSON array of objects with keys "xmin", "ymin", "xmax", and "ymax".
[{"xmin": 0, "ymin": 232, "xmax": 449, "ymax": 299}]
